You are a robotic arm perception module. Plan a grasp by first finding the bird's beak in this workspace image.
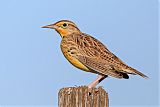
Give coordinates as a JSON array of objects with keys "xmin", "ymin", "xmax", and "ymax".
[{"xmin": 42, "ymin": 24, "xmax": 58, "ymax": 29}]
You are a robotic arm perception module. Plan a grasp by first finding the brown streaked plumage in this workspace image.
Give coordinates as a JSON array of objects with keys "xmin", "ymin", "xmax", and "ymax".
[{"xmin": 42, "ymin": 20, "xmax": 148, "ymax": 88}]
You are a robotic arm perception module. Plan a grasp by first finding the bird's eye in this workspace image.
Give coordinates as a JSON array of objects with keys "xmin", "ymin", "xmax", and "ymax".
[{"xmin": 61, "ymin": 23, "xmax": 68, "ymax": 28}]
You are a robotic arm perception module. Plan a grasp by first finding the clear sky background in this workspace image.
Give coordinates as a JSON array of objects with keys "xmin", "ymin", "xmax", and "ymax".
[{"xmin": 0, "ymin": 0, "xmax": 158, "ymax": 107}]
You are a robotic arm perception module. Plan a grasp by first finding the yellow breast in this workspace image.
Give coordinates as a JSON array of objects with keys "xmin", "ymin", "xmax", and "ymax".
[{"xmin": 62, "ymin": 50, "xmax": 90, "ymax": 72}]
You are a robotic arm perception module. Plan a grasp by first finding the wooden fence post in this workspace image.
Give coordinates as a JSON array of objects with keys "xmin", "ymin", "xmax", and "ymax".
[{"xmin": 58, "ymin": 86, "xmax": 109, "ymax": 107}]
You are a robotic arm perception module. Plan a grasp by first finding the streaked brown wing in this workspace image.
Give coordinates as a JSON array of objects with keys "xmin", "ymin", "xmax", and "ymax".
[
  {"xmin": 75, "ymin": 33, "xmax": 127, "ymax": 67},
  {"xmin": 77, "ymin": 55, "xmax": 125, "ymax": 78},
  {"xmin": 71, "ymin": 33, "xmax": 129, "ymax": 78}
]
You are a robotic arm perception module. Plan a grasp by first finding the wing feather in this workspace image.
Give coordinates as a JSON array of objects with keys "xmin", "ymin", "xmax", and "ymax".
[
  {"xmin": 77, "ymin": 55, "xmax": 125, "ymax": 78},
  {"xmin": 62, "ymin": 33, "xmax": 130, "ymax": 78}
]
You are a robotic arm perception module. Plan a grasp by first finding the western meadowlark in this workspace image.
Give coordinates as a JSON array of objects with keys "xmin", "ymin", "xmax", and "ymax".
[{"xmin": 42, "ymin": 20, "xmax": 148, "ymax": 88}]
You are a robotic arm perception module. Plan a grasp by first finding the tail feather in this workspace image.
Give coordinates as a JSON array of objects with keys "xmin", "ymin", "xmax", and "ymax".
[{"xmin": 124, "ymin": 67, "xmax": 149, "ymax": 79}]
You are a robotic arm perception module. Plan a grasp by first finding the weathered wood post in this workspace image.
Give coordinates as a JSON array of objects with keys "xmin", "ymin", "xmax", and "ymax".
[{"xmin": 58, "ymin": 86, "xmax": 109, "ymax": 107}]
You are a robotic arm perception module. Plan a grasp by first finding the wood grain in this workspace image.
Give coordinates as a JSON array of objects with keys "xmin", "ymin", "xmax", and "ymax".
[{"xmin": 58, "ymin": 86, "xmax": 109, "ymax": 107}]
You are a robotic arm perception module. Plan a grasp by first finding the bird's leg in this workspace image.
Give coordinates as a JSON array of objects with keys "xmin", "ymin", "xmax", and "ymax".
[{"xmin": 88, "ymin": 75, "xmax": 107, "ymax": 89}]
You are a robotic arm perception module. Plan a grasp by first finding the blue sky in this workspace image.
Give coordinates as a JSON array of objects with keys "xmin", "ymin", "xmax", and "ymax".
[{"xmin": 0, "ymin": 0, "xmax": 158, "ymax": 106}]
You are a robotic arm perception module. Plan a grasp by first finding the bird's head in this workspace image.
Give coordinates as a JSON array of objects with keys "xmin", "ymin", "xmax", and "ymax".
[{"xmin": 42, "ymin": 20, "xmax": 81, "ymax": 37}]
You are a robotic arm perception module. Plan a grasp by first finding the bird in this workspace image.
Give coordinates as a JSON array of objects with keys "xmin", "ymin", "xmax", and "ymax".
[{"xmin": 42, "ymin": 20, "xmax": 148, "ymax": 89}]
